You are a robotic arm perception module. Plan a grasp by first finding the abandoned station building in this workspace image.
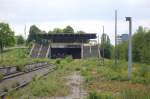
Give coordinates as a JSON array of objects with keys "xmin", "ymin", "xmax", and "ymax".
[{"xmin": 30, "ymin": 33, "xmax": 101, "ymax": 59}]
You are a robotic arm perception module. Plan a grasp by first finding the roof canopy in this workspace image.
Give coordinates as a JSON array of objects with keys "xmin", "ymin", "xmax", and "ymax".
[{"xmin": 37, "ymin": 33, "xmax": 97, "ymax": 43}]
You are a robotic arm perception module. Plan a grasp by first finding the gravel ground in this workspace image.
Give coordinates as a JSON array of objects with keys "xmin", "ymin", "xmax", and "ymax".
[{"xmin": 48, "ymin": 71, "xmax": 87, "ymax": 99}]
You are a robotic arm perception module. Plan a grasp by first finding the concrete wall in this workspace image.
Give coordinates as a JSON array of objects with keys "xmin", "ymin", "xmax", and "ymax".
[{"xmin": 83, "ymin": 45, "xmax": 100, "ymax": 58}]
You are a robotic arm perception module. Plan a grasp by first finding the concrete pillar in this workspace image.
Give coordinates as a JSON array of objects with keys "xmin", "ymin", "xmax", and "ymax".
[
  {"xmin": 29, "ymin": 43, "xmax": 35, "ymax": 57},
  {"xmin": 81, "ymin": 44, "xmax": 84, "ymax": 58},
  {"xmin": 37, "ymin": 44, "xmax": 42, "ymax": 58}
]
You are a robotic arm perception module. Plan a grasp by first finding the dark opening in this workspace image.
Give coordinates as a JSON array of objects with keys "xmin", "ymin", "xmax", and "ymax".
[{"xmin": 51, "ymin": 48, "xmax": 81, "ymax": 59}]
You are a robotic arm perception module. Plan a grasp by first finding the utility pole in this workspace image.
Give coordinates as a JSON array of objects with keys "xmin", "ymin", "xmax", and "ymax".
[
  {"xmin": 115, "ymin": 10, "xmax": 118, "ymax": 66},
  {"xmin": 102, "ymin": 26, "xmax": 105, "ymax": 65},
  {"xmin": 126, "ymin": 17, "xmax": 132, "ymax": 78},
  {"xmin": 24, "ymin": 24, "xmax": 26, "ymax": 40}
]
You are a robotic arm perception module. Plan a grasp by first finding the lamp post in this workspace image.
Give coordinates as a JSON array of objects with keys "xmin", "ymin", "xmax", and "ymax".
[
  {"xmin": 115, "ymin": 10, "xmax": 118, "ymax": 66},
  {"xmin": 126, "ymin": 17, "xmax": 132, "ymax": 78},
  {"xmin": 102, "ymin": 26, "xmax": 105, "ymax": 66}
]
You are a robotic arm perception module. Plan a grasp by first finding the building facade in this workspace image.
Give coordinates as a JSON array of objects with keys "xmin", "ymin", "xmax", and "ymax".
[
  {"xmin": 30, "ymin": 33, "xmax": 101, "ymax": 59},
  {"xmin": 117, "ymin": 34, "xmax": 129, "ymax": 44}
]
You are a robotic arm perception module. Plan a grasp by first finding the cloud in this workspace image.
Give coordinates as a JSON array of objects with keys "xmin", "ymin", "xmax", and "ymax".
[
  {"xmin": 0, "ymin": 0, "xmax": 150, "ymax": 44},
  {"xmin": 9, "ymin": 19, "xmax": 150, "ymax": 45}
]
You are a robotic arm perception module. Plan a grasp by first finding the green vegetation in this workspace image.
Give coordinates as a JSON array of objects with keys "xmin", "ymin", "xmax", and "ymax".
[
  {"xmin": 0, "ymin": 48, "xmax": 28, "ymax": 67},
  {"xmin": 88, "ymin": 91, "xmax": 113, "ymax": 99},
  {"xmin": 80, "ymin": 58, "xmax": 150, "ymax": 98},
  {"xmin": 7, "ymin": 58, "xmax": 150, "ymax": 98},
  {"xmin": 117, "ymin": 26, "xmax": 150, "ymax": 64},
  {"xmin": 0, "ymin": 23, "xmax": 15, "ymax": 51},
  {"xmin": 0, "ymin": 73, "xmax": 4, "ymax": 81},
  {"xmin": 8, "ymin": 58, "xmax": 81, "ymax": 98},
  {"xmin": 0, "ymin": 48, "xmax": 51, "ymax": 68},
  {"xmin": 100, "ymin": 33, "xmax": 113, "ymax": 59},
  {"xmin": 15, "ymin": 35, "xmax": 25, "ymax": 45}
]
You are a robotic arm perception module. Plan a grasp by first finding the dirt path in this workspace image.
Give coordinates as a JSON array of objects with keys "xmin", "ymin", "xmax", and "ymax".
[{"xmin": 49, "ymin": 71, "xmax": 87, "ymax": 99}]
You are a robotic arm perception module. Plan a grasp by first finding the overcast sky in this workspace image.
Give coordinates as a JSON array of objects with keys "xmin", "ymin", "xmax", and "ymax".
[{"xmin": 0, "ymin": 0, "xmax": 150, "ymax": 44}]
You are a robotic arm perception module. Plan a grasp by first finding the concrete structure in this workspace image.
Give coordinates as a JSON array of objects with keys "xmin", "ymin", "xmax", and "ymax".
[
  {"xmin": 30, "ymin": 33, "xmax": 101, "ymax": 59},
  {"xmin": 117, "ymin": 34, "xmax": 129, "ymax": 44}
]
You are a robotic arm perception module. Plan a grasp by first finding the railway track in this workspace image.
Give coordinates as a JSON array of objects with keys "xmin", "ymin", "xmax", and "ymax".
[{"xmin": 0, "ymin": 63, "xmax": 56, "ymax": 98}]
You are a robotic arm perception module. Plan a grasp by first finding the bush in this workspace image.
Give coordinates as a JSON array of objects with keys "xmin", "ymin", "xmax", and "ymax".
[
  {"xmin": 88, "ymin": 91, "xmax": 114, "ymax": 99},
  {"xmin": 65, "ymin": 56, "xmax": 73, "ymax": 63},
  {"xmin": 16, "ymin": 65, "xmax": 24, "ymax": 71},
  {"xmin": 0, "ymin": 73, "xmax": 4, "ymax": 81},
  {"xmin": 12, "ymin": 81, "xmax": 20, "ymax": 88},
  {"xmin": 120, "ymin": 89, "xmax": 150, "ymax": 99},
  {"xmin": 55, "ymin": 58, "xmax": 61, "ymax": 64},
  {"xmin": 2, "ymin": 86, "xmax": 8, "ymax": 92}
]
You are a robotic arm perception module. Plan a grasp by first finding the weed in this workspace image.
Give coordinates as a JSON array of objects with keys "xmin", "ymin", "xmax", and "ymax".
[
  {"xmin": 2, "ymin": 86, "xmax": 9, "ymax": 92},
  {"xmin": 12, "ymin": 81, "xmax": 20, "ymax": 88},
  {"xmin": 65, "ymin": 56, "xmax": 73, "ymax": 63},
  {"xmin": 88, "ymin": 91, "xmax": 114, "ymax": 99},
  {"xmin": 119, "ymin": 89, "xmax": 150, "ymax": 99},
  {"xmin": 0, "ymin": 73, "xmax": 4, "ymax": 81}
]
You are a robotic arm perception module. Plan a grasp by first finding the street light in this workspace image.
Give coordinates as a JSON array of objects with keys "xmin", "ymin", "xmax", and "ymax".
[
  {"xmin": 115, "ymin": 10, "xmax": 118, "ymax": 66},
  {"xmin": 126, "ymin": 17, "xmax": 132, "ymax": 78}
]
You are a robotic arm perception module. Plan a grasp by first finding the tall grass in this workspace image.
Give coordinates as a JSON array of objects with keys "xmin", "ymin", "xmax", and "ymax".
[
  {"xmin": 6, "ymin": 58, "xmax": 150, "ymax": 98},
  {"xmin": 0, "ymin": 48, "xmax": 52, "ymax": 68},
  {"xmin": 87, "ymin": 91, "xmax": 114, "ymax": 99}
]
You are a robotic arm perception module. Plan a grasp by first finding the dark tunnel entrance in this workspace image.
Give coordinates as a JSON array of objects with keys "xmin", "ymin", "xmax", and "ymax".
[{"xmin": 51, "ymin": 48, "xmax": 81, "ymax": 59}]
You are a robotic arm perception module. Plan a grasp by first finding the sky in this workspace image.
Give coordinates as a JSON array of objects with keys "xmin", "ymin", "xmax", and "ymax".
[{"xmin": 0, "ymin": 0, "xmax": 150, "ymax": 44}]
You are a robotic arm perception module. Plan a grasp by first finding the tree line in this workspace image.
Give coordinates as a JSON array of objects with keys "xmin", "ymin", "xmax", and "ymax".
[
  {"xmin": 27, "ymin": 25, "xmax": 86, "ymax": 43},
  {"xmin": 0, "ymin": 23, "xmax": 25, "ymax": 52},
  {"xmin": 0, "ymin": 23, "xmax": 85, "ymax": 51},
  {"xmin": 117, "ymin": 26, "xmax": 150, "ymax": 64},
  {"xmin": 0, "ymin": 23, "xmax": 149, "ymax": 64}
]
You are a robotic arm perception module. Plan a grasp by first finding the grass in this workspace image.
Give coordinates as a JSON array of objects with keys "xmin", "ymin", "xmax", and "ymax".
[
  {"xmin": 0, "ymin": 48, "xmax": 52, "ymax": 68},
  {"xmin": 7, "ymin": 57, "xmax": 80, "ymax": 98},
  {"xmin": 79, "ymin": 58, "xmax": 150, "ymax": 99},
  {"xmin": 1, "ymin": 51, "xmax": 149, "ymax": 99},
  {"xmin": 88, "ymin": 91, "xmax": 113, "ymax": 99},
  {"xmin": 0, "ymin": 73, "xmax": 3, "ymax": 81}
]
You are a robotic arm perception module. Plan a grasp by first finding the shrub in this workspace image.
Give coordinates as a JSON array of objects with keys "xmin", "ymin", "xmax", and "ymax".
[
  {"xmin": 12, "ymin": 81, "xmax": 20, "ymax": 88},
  {"xmin": 55, "ymin": 58, "xmax": 61, "ymax": 64},
  {"xmin": 120, "ymin": 89, "xmax": 150, "ymax": 99},
  {"xmin": 88, "ymin": 91, "xmax": 114, "ymax": 99},
  {"xmin": 16, "ymin": 65, "xmax": 24, "ymax": 71},
  {"xmin": 2, "ymin": 86, "xmax": 8, "ymax": 92},
  {"xmin": 65, "ymin": 56, "xmax": 73, "ymax": 63},
  {"xmin": 75, "ymin": 67, "xmax": 80, "ymax": 71},
  {"xmin": 0, "ymin": 73, "xmax": 4, "ymax": 81}
]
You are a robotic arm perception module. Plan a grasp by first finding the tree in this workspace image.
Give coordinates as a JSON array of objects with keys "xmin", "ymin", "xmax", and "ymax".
[
  {"xmin": 117, "ymin": 26, "xmax": 150, "ymax": 64},
  {"xmin": 140, "ymin": 30, "xmax": 150, "ymax": 64},
  {"xmin": 100, "ymin": 33, "xmax": 112, "ymax": 59},
  {"xmin": 77, "ymin": 30, "xmax": 86, "ymax": 34},
  {"xmin": 117, "ymin": 41, "xmax": 128, "ymax": 60},
  {"xmin": 0, "ymin": 23, "xmax": 15, "ymax": 51},
  {"xmin": 15, "ymin": 35, "xmax": 25, "ymax": 45},
  {"xmin": 52, "ymin": 28, "xmax": 63, "ymax": 34},
  {"xmin": 132, "ymin": 26, "xmax": 145, "ymax": 62},
  {"xmin": 27, "ymin": 25, "xmax": 42, "ymax": 43},
  {"xmin": 63, "ymin": 25, "xmax": 74, "ymax": 33}
]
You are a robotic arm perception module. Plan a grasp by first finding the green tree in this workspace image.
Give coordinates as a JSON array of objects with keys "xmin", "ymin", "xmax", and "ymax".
[
  {"xmin": 117, "ymin": 41, "xmax": 128, "ymax": 60},
  {"xmin": 100, "ymin": 33, "xmax": 112, "ymax": 59},
  {"xmin": 63, "ymin": 25, "xmax": 74, "ymax": 33},
  {"xmin": 53, "ymin": 28, "xmax": 63, "ymax": 34},
  {"xmin": 15, "ymin": 35, "xmax": 25, "ymax": 45},
  {"xmin": 140, "ymin": 30, "xmax": 150, "ymax": 64},
  {"xmin": 132, "ymin": 26, "xmax": 145, "ymax": 62},
  {"xmin": 27, "ymin": 25, "xmax": 42, "ymax": 43},
  {"xmin": 117, "ymin": 26, "xmax": 150, "ymax": 64},
  {"xmin": 0, "ymin": 23, "xmax": 15, "ymax": 51},
  {"xmin": 77, "ymin": 30, "xmax": 86, "ymax": 34}
]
